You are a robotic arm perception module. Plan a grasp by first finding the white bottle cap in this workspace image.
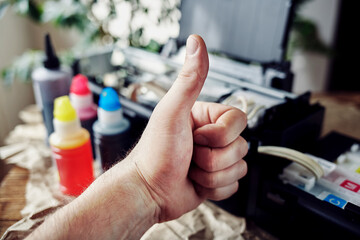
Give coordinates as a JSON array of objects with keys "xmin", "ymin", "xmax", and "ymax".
[
  {"xmin": 54, "ymin": 117, "xmax": 82, "ymax": 137},
  {"xmin": 70, "ymin": 93, "xmax": 93, "ymax": 110},
  {"xmin": 98, "ymin": 108, "xmax": 123, "ymax": 127}
]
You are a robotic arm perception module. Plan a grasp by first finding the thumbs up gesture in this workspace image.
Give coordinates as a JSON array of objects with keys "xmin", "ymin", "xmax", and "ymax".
[
  {"xmin": 26, "ymin": 35, "xmax": 249, "ymax": 240},
  {"xmin": 129, "ymin": 35, "xmax": 248, "ymax": 222}
]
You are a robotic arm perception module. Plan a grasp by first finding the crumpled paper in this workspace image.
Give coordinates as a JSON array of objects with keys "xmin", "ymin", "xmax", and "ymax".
[
  {"xmin": 1, "ymin": 105, "xmax": 247, "ymax": 239},
  {"xmin": 142, "ymin": 201, "xmax": 245, "ymax": 240},
  {"xmin": 1, "ymin": 206, "xmax": 61, "ymax": 240}
]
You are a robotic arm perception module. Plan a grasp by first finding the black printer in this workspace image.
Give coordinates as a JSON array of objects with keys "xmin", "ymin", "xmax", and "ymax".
[{"xmin": 74, "ymin": 0, "xmax": 360, "ymax": 239}]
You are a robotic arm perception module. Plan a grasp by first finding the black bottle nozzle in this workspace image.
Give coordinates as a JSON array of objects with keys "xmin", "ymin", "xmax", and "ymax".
[{"xmin": 43, "ymin": 33, "xmax": 60, "ymax": 69}]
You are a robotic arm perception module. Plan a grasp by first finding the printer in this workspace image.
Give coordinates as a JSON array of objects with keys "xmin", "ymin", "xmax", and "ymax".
[{"xmin": 74, "ymin": 0, "xmax": 360, "ymax": 238}]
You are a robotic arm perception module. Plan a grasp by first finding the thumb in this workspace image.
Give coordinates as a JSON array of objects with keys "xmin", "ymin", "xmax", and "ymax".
[{"xmin": 158, "ymin": 35, "xmax": 209, "ymax": 115}]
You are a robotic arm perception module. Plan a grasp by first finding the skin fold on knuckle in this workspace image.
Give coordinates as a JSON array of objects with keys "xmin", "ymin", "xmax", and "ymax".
[
  {"xmin": 236, "ymin": 108, "xmax": 248, "ymax": 132},
  {"xmin": 237, "ymin": 160, "xmax": 248, "ymax": 179},
  {"xmin": 211, "ymin": 124, "xmax": 230, "ymax": 147},
  {"xmin": 236, "ymin": 136, "xmax": 249, "ymax": 159},
  {"xmin": 204, "ymin": 149, "xmax": 218, "ymax": 172},
  {"xmin": 196, "ymin": 184, "xmax": 219, "ymax": 200},
  {"xmin": 209, "ymin": 190, "xmax": 222, "ymax": 201},
  {"xmin": 208, "ymin": 184, "xmax": 236, "ymax": 201},
  {"xmin": 175, "ymin": 71, "xmax": 203, "ymax": 96},
  {"xmin": 222, "ymin": 108, "xmax": 247, "ymax": 138},
  {"xmin": 204, "ymin": 172, "xmax": 218, "ymax": 188},
  {"xmin": 194, "ymin": 146, "xmax": 214, "ymax": 172}
]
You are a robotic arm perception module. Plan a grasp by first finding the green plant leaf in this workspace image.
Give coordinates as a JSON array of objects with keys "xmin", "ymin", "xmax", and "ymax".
[
  {"xmin": 1, "ymin": 68, "xmax": 15, "ymax": 85},
  {"xmin": 145, "ymin": 39, "xmax": 161, "ymax": 53},
  {"xmin": 0, "ymin": 1, "xmax": 10, "ymax": 19},
  {"xmin": 27, "ymin": 0, "xmax": 43, "ymax": 22},
  {"xmin": 291, "ymin": 16, "xmax": 330, "ymax": 54},
  {"xmin": 1, "ymin": 50, "xmax": 44, "ymax": 84},
  {"xmin": 12, "ymin": 0, "xmax": 42, "ymax": 22}
]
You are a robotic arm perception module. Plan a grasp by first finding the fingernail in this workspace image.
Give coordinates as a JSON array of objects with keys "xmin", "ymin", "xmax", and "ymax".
[
  {"xmin": 194, "ymin": 134, "xmax": 208, "ymax": 146},
  {"xmin": 186, "ymin": 35, "xmax": 199, "ymax": 56}
]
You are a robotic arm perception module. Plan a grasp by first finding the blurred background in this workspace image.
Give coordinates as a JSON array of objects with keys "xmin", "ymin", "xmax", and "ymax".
[{"xmin": 0, "ymin": 0, "xmax": 358, "ymax": 146}]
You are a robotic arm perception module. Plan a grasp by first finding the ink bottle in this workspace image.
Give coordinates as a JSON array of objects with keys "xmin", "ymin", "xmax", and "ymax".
[
  {"xmin": 49, "ymin": 96, "xmax": 94, "ymax": 196},
  {"xmin": 70, "ymin": 74, "xmax": 97, "ymax": 157},
  {"xmin": 93, "ymin": 87, "xmax": 131, "ymax": 171},
  {"xmin": 32, "ymin": 34, "xmax": 72, "ymax": 142}
]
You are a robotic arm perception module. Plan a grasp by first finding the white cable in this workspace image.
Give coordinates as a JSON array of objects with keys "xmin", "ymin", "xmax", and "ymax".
[
  {"xmin": 222, "ymin": 95, "xmax": 248, "ymax": 113},
  {"xmin": 258, "ymin": 146, "xmax": 324, "ymax": 179},
  {"xmin": 247, "ymin": 105, "xmax": 265, "ymax": 120},
  {"xmin": 222, "ymin": 95, "xmax": 265, "ymax": 120}
]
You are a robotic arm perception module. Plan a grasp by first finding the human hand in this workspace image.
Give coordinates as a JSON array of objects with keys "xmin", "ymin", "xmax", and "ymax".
[
  {"xmin": 26, "ymin": 35, "xmax": 248, "ymax": 240},
  {"xmin": 128, "ymin": 34, "xmax": 248, "ymax": 222}
]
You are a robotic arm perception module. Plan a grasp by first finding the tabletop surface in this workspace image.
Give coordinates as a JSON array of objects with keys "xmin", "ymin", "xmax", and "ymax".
[
  {"xmin": 1, "ymin": 92, "xmax": 359, "ymax": 237},
  {"xmin": 0, "ymin": 167, "xmax": 27, "ymax": 236}
]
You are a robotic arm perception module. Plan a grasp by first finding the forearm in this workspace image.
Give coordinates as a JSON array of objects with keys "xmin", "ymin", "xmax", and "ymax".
[{"xmin": 27, "ymin": 159, "xmax": 160, "ymax": 240}]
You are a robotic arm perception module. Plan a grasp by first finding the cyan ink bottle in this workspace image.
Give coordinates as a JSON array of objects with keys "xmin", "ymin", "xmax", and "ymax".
[
  {"xmin": 70, "ymin": 74, "xmax": 97, "ymax": 158},
  {"xmin": 93, "ymin": 87, "xmax": 131, "ymax": 171},
  {"xmin": 32, "ymin": 34, "xmax": 72, "ymax": 142},
  {"xmin": 49, "ymin": 96, "xmax": 94, "ymax": 196}
]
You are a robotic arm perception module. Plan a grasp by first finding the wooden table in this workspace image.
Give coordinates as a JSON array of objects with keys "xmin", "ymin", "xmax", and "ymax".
[
  {"xmin": 1, "ymin": 92, "xmax": 359, "ymax": 237},
  {"xmin": 0, "ymin": 166, "xmax": 28, "ymax": 236}
]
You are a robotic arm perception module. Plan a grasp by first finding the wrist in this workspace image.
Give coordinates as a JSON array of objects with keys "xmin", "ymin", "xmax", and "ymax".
[{"xmin": 77, "ymin": 159, "xmax": 160, "ymax": 239}]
